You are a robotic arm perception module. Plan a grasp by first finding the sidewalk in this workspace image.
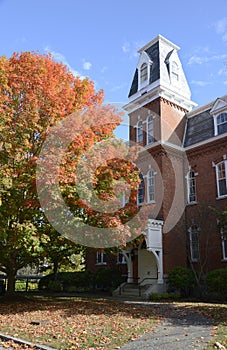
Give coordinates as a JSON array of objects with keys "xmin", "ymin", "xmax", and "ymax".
[{"xmin": 119, "ymin": 300, "xmax": 213, "ymax": 349}]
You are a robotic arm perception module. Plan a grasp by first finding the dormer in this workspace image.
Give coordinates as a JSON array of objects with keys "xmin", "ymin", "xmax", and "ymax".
[
  {"xmin": 137, "ymin": 51, "xmax": 153, "ymax": 91},
  {"xmin": 210, "ymin": 98, "xmax": 227, "ymax": 136}
]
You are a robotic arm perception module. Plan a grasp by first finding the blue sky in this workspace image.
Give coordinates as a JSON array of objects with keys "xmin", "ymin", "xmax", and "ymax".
[{"xmin": 1, "ymin": 0, "xmax": 227, "ymax": 138}]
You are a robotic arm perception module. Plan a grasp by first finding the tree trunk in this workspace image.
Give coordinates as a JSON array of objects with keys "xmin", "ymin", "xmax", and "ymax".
[
  {"xmin": 6, "ymin": 270, "xmax": 16, "ymax": 295},
  {"xmin": 53, "ymin": 261, "xmax": 58, "ymax": 280}
]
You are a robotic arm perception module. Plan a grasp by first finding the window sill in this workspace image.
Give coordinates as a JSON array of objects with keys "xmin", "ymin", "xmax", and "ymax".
[
  {"xmin": 147, "ymin": 200, "xmax": 156, "ymax": 204},
  {"xmin": 221, "ymin": 259, "xmax": 227, "ymax": 262},
  {"xmin": 187, "ymin": 201, "xmax": 198, "ymax": 206},
  {"xmin": 137, "ymin": 202, "xmax": 144, "ymax": 206},
  {"xmin": 216, "ymin": 194, "xmax": 227, "ymax": 200},
  {"xmin": 96, "ymin": 262, "xmax": 107, "ymax": 266}
]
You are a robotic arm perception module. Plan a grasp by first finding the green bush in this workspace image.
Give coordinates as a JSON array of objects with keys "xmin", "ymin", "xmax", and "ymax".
[
  {"xmin": 168, "ymin": 266, "xmax": 195, "ymax": 297},
  {"xmin": 149, "ymin": 292, "xmax": 181, "ymax": 301},
  {"xmin": 38, "ymin": 271, "xmax": 94, "ymax": 292},
  {"xmin": 206, "ymin": 268, "xmax": 227, "ymax": 296},
  {"xmin": 48, "ymin": 280, "xmax": 63, "ymax": 292},
  {"xmin": 94, "ymin": 268, "xmax": 124, "ymax": 290}
]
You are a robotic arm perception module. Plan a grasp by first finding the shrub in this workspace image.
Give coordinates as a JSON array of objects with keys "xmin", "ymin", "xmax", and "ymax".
[
  {"xmin": 48, "ymin": 280, "xmax": 63, "ymax": 292},
  {"xmin": 94, "ymin": 268, "xmax": 123, "ymax": 291},
  {"xmin": 206, "ymin": 268, "xmax": 227, "ymax": 297},
  {"xmin": 168, "ymin": 266, "xmax": 195, "ymax": 297},
  {"xmin": 38, "ymin": 271, "xmax": 94, "ymax": 292},
  {"xmin": 149, "ymin": 292, "xmax": 181, "ymax": 301}
]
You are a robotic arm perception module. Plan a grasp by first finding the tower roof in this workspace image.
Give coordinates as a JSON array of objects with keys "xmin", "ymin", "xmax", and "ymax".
[{"xmin": 126, "ymin": 34, "xmax": 196, "ymax": 112}]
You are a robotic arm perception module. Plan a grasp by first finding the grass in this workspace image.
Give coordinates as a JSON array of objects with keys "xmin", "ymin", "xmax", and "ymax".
[
  {"xmin": 0, "ymin": 296, "xmax": 226, "ymax": 349},
  {"xmin": 0, "ymin": 295, "xmax": 158, "ymax": 349}
]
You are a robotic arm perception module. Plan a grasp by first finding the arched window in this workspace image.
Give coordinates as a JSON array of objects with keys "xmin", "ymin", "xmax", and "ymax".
[
  {"xmin": 147, "ymin": 115, "xmax": 154, "ymax": 145},
  {"xmin": 217, "ymin": 113, "xmax": 227, "ymax": 135},
  {"xmin": 137, "ymin": 120, "xmax": 143, "ymax": 144},
  {"xmin": 137, "ymin": 173, "xmax": 144, "ymax": 205},
  {"xmin": 140, "ymin": 63, "xmax": 148, "ymax": 84},
  {"xmin": 147, "ymin": 169, "xmax": 155, "ymax": 202},
  {"xmin": 172, "ymin": 61, "xmax": 179, "ymax": 81}
]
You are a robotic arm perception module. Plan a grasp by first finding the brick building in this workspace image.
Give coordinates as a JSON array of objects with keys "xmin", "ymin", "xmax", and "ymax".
[{"xmin": 86, "ymin": 35, "xmax": 227, "ymax": 295}]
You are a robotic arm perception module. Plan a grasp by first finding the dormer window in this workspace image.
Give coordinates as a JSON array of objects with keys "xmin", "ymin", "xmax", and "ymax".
[
  {"xmin": 217, "ymin": 113, "xmax": 227, "ymax": 135},
  {"xmin": 140, "ymin": 63, "xmax": 148, "ymax": 84},
  {"xmin": 172, "ymin": 61, "xmax": 179, "ymax": 81}
]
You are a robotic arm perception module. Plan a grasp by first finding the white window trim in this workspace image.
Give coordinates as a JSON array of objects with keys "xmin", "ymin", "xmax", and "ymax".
[
  {"xmin": 147, "ymin": 169, "xmax": 155, "ymax": 203},
  {"xmin": 117, "ymin": 252, "xmax": 127, "ymax": 265},
  {"xmin": 189, "ymin": 225, "xmax": 200, "ymax": 262},
  {"xmin": 186, "ymin": 170, "xmax": 198, "ymax": 205},
  {"xmin": 213, "ymin": 112, "xmax": 227, "ymax": 136},
  {"xmin": 138, "ymin": 58, "xmax": 152, "ymax": 90},
  {"xmin": 137, "ymin": 173, "xmax": 144, "ymax": 206},
  {"xmin": 96, "ymin": 252, "xmax": 107, "ymax": 265},
  {"xmin": 136, "ymin": 120, "xmax": 143, "ymax": 144},
  {"xmin": 221, "ymin": 241, "xmax": 227, "ymax": 261},
  {"xmin": 171, "ymin": 61, "xmax": 179, "ymax": 83},
  {"xmin": 215, "ymin": 160, "xmax": 227, "ymax": 198},
  {"xmin": 146, "ymin": 115, "xmax": 154, "ymax": 145}
]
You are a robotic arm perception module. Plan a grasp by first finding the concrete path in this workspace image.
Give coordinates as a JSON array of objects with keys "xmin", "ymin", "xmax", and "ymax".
[{"xmin": 120, "ymin": 301, "xmax": 213, "ymax": 350}]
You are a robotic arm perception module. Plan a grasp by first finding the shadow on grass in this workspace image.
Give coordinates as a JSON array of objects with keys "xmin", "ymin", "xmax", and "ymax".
[{"xmin": 0, "ymin": 292, "xmax": 157, "ymax": 321}]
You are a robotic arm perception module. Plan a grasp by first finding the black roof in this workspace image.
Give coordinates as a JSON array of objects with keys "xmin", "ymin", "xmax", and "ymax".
[
  {"xmin": 184, "ymin": 109, "xmax": 214, "ymax": 147},
  {"xmin": 128, "ymin": 41, "xmax": 160, "ymax": 98}
]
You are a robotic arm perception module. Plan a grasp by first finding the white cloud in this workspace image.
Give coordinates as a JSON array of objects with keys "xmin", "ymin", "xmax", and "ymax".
[
  {"xmin": 190, "ymin": 80, "xmax": 212, "ymax": 87},
  {"xmin": 188, "ymin": 53, "xmax": 227, "ymax": 65},
  {"xmin": 214, "ymin": 17, "xmax": 227, "ymax": 42},
  {"xmin": 218, "ymin": 67, "xmax": 227, "ymax": 76},
  {"xmin": 101, "ymin": 66, "xmax": 107, "ymax": 73},
  {"xmin": 214, "ymin": 17, "xmax": 227, "ymax": 34},
  {"xmin": 83, "ymin": 61, "xmax": 92, "ymax": 70},
  {"xmin": 122, "ymin": 40, "xmax": 145, "ymax": 58},
  {"xmin": 122, "ymin": 42, "xmax": 130, "ymax": 53},
  {"xmin": 44, "ymin": 46, "xmax": 83, "ymax": 78},
  {"xmin": 110, "ymin": 83, "xmax": 127, "ymax": 92}
]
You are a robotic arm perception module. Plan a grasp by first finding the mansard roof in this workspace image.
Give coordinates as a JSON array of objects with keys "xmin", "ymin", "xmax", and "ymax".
[
  {"xmin": 184, "ymin": 94, "xmax": 227, "ymax": 147},
  {"xmin": 128, "ymin": 40, "xmax": 160, "ymax": 98},
  {"xmin": 127, "ymin": 34, "xmax": 195, "ymax": 112}
]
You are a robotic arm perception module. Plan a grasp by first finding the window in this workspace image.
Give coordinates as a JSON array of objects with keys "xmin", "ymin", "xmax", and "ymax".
[
  {"xmin": 189, "ymin": 224, "xmax": 200, "ymax": 262},
  {"xmin": 137, "ymin": 173, "xmax": 144, "ymax": 205},
  {"xmin": 147, "ymin": 169, "xmax": 155, "ymax": 202},
  {"xmin": 172, "ymin": 61, "xmax": 179, "ymax": 81},
  {"xmin": 117, "ymin": 252, "xmax": 127, "ymax": 264},
  {"xmin": 217, "ymin": 113, "xmax": 227, "ymax": 135},
  {"xmin": 147, "ymin": 116, "xmax": 154, "ymax": 145},
  {"xmin": 221, "ymin": 225, "xmax": 227, "ymax": 260},
  {"xmin": 140, "ymin": 63, "xmax": 148, "ymax": 84},
  {"xmin": 137, "ymin": 120, "xmax": 143, "ymax": 144},
  {"xmin": 216, "ymin": 160, "xmax": 227, "ymax": 197},
  {"xmin": 96, "ymin": 252, "xmax": 106, "ymax": 265},
  {"xmin": 187, "ymin": 170, "xmax": 197, "ymax": 203}
]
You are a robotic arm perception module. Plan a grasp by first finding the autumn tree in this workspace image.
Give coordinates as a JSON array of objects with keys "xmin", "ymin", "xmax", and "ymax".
[{"xmin": 0, "ymin": 51, "xmax": 134, "ymax": 294}]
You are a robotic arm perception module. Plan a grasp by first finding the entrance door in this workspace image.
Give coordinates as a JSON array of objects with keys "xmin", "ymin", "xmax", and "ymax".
[{"xmin": 138, "ymin": 248, "xmax": 157, "ymax": 285}]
